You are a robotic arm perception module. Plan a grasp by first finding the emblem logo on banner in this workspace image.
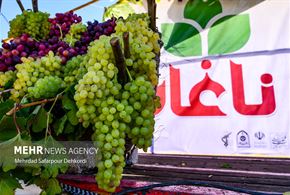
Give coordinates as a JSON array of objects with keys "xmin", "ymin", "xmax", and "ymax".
[
  {"xmin": 255, "ymin": 132, "xmax": 265, "ymax": 140},
  {"xmin": 237, "ymin": 130, "xmax": 250, "ymax": 148},
  {"xmin": 161, "ymin": 0, "xmax": 250, "ymax": 56}
]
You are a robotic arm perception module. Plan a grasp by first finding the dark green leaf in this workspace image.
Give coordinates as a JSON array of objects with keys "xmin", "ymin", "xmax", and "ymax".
[
  {"xmin": 184, "ymin": 0, "xmax": 222, "ymax": 28},
  {"xmin": 17, "ymin": 97, "xmax": 32, "ymax": 117},
  {"xmin": 11, "ymin": 168, "xmax": 32, "ymax": 183},
  {"xmin": 208, "ymin": 14, "xmax": 250, "ymax": 55},
  {"xmin": 26, "ymin": 106, "xmax": 41, "ymax": 130},
  {"xmin": 0, "ymin": 172, "xmax": 22, "ymax": 195},
  {"xmin": 53, "ymin": 115, "xmax": 67, "ymax": 135},
  {"xmin": 0, "ymin": 116, "xmax": 27, "ymax": 141},
  {"xmin": 64, "ymin": 122, "xmax": 74, "ymax": 134},
  {"xmin": 67, "ymin": 109, "xmax": 78, "ymax": 126},
  {"xmin": 32, "ymin": 107, "xmax": 50, "ymax": 133},
  {"xmin": 161, "ymin": 23, "xmax": 201, "ymax": 57},
  {"xmin": 3, "ymin": 79, "xmax": 14, "ymax": 89},
  {"xmin": 0, "ymin": 134, "xmax": 31, "ymax": 172},
  {"xmin": 62, "ymin": 94, "xmax": 76, "ymax": 110},
  {"xmin": 67, "ymin": 124, "xmax": 87, "ymax": 141},
  {"xmin": 0, "ymin": 100, "xmax": 14, "ymax": 119},
  {"xmin": 46, "ymin": 178, "xmax": 62, "ymax": 195}
]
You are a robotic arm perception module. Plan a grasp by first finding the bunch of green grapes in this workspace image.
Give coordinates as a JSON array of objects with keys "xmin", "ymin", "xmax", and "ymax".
[
  {"xmin": 126, "ymin": 13, "xmax": 150, "ymax": 23},
  {"xmin": 63, "ymin": 55, "xmax": 87, "ymax": 86},
  {"xmin": 74, "ymin": 35, "xmax": 127, "ymax": 192},
  {"xmin": 28, "ymin": 76, "xmax": 65, "ymax": 99},
  {"xmin": 0, "ymin": 71, "xmax": 16, "ymax": 89},
  {"xmin": 64, "ymin": 23, "xmax": 87, "ymax": 46},
  {"xmin": 121, "ymin": 76, "xmax": 156, "ymax": 151},
  {"xmin": 11, "ymin": 51, "xmax": 62, "ymax": 101},
  {"xmin": 73, "ymin": 14, "xmax": 162, "ymax": 193},
  {"xmin": 114, "ymin": 13, "xmax": 160, "ymax": 86},
  {"xmin": 7, "ymin": 13, "xmax": 26, "ymax": 38},
  {"xmin": 8, "ymin": 10, "xmax": 50, "ymax": 40}
]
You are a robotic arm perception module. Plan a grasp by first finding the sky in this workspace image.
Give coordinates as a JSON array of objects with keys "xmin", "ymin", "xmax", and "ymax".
[{"xmin": 0, "ymin": 0, "xmax": 117, "ymax": 41}]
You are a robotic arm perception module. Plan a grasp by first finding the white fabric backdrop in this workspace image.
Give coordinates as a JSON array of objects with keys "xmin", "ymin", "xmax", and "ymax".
[{"xmin": 153, "ymin": 0, "xmax": 290, "ymax": 156}]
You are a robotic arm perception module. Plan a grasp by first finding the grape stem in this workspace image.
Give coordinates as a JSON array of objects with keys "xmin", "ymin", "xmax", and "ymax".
[
  {"xmin": 0, "ymin": 88, "xmax": 12, "ymax": 96},
  {"xmin": 16, "ymin": 0, "xmax": 25, "ymax": 12},
  {"xmin": 45, "ymin": 92, "xmax": 63, "ymax": 140},
  {"xmin": 110, "ymin": 37, "xmax": 128, "ymax": 85},
  {"xmin": 147, "ymin": 0, "xmax": 157, "ymax": 32},
  {"xmin": 13, "ymin": 103, "xmax": 21, "ymax": 134},
  {"xmin": 6, "ymin": 97, "xmax": 60, "ymax": 116},
  {"xmin": 32, "ymin": 0, "xmax": 38, "ymax": 12},
  {"xmin": 66, "ymin": 0, "xmax": 99, "ymax": 13},
  {"xmin": 126, "ymin": 67, "xmax": 133, "ymax": 82},
  {"xmin": 69, "ymin": 35, "xmax": 73, "ymax": 46},
  {"xmin": 56, "ymin": 24, "xmax": 63, "ymax": 40},
  {"xmin": 123, "ymin": 32, "xmax": 130, "ymax": 58}
]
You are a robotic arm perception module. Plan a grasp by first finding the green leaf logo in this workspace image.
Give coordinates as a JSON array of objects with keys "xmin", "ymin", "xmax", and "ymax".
[
  {"xmin": 162, "ymin": 0, "xmax": 251, "ymax": 57},
  {"xmin": 184, "ymin": 0, "xmax": 222, "ymax": 29},
  {"xmin": 162, "ymin": 23, "xmax": 202, "ymax": 57},
  {"xmin": 208, "ymin": 15, "xmax": 250, "ymax": 55}
]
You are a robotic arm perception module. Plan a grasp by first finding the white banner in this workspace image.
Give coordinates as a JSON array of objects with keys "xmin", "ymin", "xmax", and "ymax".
[{"xmin": 153, "ymin": 0, "xmax": 290, "ymax": 156}]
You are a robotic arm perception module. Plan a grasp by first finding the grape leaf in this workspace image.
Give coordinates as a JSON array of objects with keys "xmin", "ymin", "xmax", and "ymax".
[
  {"xmin": 208, "ymin": 14, "xmax": 250, "ymax": 55},
  {"xmin": 0, "ymin": 134, "xmax": 31, "ymax": 172},
  {"xmin": 103, "ymin": 0, "xmax": 135, "ymax": 21},
  {"xmin": 17, "ymin": 97, "xmax": 31, "ymax": 117},
  {"xmin": 0, "ymin": 99, "xmax": 14, "ymax": 119},
  {"xmin": 67, "ymin": 109, "xmax": 78, "ymax": 126},
  {"xmin": 0, "ymin": 116, "xmax": 27, "ymax": 141},
  {"xmin": 36, "ymin": 136, "xmax": 68, "ymax": 178},
  {"xmin": 162, "ymin": 23, "xmax": 201, "ymax": 57},
  {"xmin": 45, "ymin": 178, "xmax": 62, "ymax": 195},
  {"xmin": 26, "ymin": 106, "xmax": 41, "ymax": 130},
  {"xmin": 184, "ymin": 0, "xmax": 222, "ymax": 28},
  {"xmin": 32, "ymin": 107, "xmax": 51, "ymax": 133},
  {"xmin": 3, "ymin": 79, "xmax": 14, "ymax": 89},
  {"xmin": 11, "ymin": 167, "xmax": 32, "ymax": 183},
  {"xmin": 0, "ymin": 172, "xmax": 22, "ymax": 195},
  {"xmin": 53, "ymin": 115, "xmax": 67, "ymax": 135},
  {"xmin": 62, "ymin": 94, "xmax": 76, "ymax": 110},
  {"xmin": 31, "ymin": 177, "xmax": 61, "ymax": 195},
  {"xmin": 64, "ymin": 122, "xmax": 75, "ymax": 134}
]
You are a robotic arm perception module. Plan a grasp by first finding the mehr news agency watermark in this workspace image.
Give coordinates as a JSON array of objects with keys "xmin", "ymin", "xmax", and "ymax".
[{"xmin": 11, "ymin": 142, "xmax": 99, "ymax": 166}]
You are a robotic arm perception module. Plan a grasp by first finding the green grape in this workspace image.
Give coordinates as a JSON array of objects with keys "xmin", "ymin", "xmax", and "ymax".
[
  {"xmin": 28, "ymin": 76, "xmax": 65, "ymax": 99},
  {"xmin": 8, "ymin": 10, "xmax": 50, "ymax": 39},
  {"xmin": 8, "ymin": 14, "xmax": 26, "ymax": 38},
  {"xmin": 11, "ymin": 51, "xmax": 62, "ymax": 101},
  {"xmin": 63, "ymin": 55, "xmax": 86, "ymax": 86},
  {"xmin": 0, "ymin": 71, "xmax": 16, "ymax": 89},
  {"xmin": 64, "ymin": 23, "xmax": 87, "ymax": 46}
]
